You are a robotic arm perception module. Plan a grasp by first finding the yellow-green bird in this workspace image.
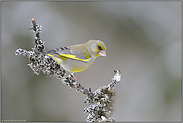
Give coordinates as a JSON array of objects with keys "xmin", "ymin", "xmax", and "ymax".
[{"xmin": 45, "ymin": 40, "xmax": 106, "ymax": 80}]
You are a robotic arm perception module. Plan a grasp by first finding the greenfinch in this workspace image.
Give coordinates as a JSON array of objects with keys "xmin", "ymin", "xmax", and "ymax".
[{"xmin": 45, "ymin": 40, "xmax": 106, "ymax": 80}]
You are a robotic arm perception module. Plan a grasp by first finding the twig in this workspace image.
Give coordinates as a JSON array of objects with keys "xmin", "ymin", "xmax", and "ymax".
[{"xmin": 15, "ymin": 18, "xmax": 122, "ymax": 122}]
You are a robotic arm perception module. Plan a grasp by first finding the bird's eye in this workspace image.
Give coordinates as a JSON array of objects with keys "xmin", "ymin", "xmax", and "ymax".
[{"xmin": 98, "ymin": 45, "xmax": 102, "ymax": 50}]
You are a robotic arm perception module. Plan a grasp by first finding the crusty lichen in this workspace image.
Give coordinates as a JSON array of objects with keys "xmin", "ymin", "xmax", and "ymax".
[
  {"xmin": 15, "ymin": 18, "xmax": 122, "ymax": 122},
  {"xmin": 84, "ymin": 70, "xmax": 121, "ymax": 122}
]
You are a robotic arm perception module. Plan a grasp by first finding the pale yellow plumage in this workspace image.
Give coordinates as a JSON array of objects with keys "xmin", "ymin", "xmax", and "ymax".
[{"xmin": 45, "ymin": 40, "xmax": 106, "ymax": 75}]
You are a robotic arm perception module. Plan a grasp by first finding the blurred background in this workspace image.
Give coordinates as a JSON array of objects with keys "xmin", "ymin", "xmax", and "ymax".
[{"xmin": 2, "ymin": 1, "xmax": 181, "ymax": 122}]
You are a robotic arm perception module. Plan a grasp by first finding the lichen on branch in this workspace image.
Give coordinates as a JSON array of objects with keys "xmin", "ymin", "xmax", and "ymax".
[{"xmin": 15, "ymin": 18, "xmax": 122, "ymax": 122}]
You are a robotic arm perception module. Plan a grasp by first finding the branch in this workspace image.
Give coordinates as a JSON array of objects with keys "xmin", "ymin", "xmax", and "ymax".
[
  {"xmin": 15, "ymin": 18, "xmax": 122, "ymax": 122},
  {"xmin": 84, "ymin": 70, "xmax": 121, "ymax": 122}
]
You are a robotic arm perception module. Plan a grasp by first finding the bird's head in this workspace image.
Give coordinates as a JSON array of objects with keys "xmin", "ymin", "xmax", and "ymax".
[{"xmin": 86, "ymin": 40, "xmax": 106, "ymax": 58}]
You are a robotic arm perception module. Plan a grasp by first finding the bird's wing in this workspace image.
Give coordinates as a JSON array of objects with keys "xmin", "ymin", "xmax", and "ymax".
[{"xmin": 46, "ymin": 46, "xmax": 90, "ymax": 63}]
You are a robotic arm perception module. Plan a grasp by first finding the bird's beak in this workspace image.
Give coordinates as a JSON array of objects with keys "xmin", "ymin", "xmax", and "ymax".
[{"xmin": 99, "ymin": 50, "xmax": 106, "ymax": 57}]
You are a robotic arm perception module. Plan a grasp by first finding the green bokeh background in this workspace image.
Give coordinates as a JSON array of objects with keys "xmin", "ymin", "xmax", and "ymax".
[{"xmin": 1, "ymin": 1, "xmax": 181, "ymax": 122}]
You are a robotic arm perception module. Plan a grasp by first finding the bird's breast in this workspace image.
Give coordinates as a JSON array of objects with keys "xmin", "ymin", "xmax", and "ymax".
[{"xmin": 61, "ymin": 57, "xmax": 95, "ymax": 73}]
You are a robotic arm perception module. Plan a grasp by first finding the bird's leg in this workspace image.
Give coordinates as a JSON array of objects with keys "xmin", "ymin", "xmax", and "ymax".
[{"xmin": 71, "ymin": 73, "xmax": 77, "ymax": 81}]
